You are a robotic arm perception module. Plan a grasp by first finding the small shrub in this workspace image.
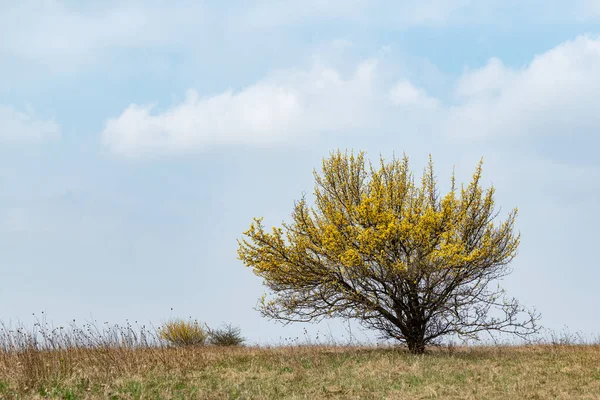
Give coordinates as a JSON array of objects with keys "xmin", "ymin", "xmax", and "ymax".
[
  {"xmin": 208, "ymin": 324, "xmax": 245, "ymax": 347},
  {"xmin": 158, "ymin": 319, "xmax": 208, "ymax": 346}
]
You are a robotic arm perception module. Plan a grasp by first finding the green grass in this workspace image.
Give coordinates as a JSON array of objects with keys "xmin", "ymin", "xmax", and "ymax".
[{"xmin": 1, "ymin": 344, "xmax": 599, "ymax": 399}]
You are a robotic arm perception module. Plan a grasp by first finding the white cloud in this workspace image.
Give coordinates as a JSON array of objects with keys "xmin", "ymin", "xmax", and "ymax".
[
  {"xmin": 575, "ymin": 0, "xmax": 600, "ymax": 20},
  {"xmin": 454, "ymin": 58, "xmax": 517, "ymax": 100},
  {"xmin": 237, "ymin": 0, "xmax": 568, "ymax": 29},
  {"xmin": 445, "ymin": 35, "xmax": 600, "ymax": 143},
  {"xmin": 102, "ymin": 59, "xmax": 387, "ymax": 157},
  {"xmin": 389, "ymin": 80, "xmax": 439, "ymax": 108},
  {"xmin": 0, "ymin": 1, "xmax": 211, "ymax": 67},
  {"xmin": 0, "ymin": 105, "xmax": 60, "ymax": 142},
  {"xmin": 2, "ymin": 0, "xmax": 598, "ymax": 71},
  {"xmin": 237, "ymin": 0, "xmax": 600, "ymax": 30},
  {"xmin": 103, "ymin": 34, "xmax": 600, "ymax": 162}
]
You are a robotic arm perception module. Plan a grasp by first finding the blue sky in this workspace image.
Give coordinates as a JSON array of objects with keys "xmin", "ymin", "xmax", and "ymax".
[{"xmin": 1, "ymin": 0, "xmax": 599, "ymax": 344}]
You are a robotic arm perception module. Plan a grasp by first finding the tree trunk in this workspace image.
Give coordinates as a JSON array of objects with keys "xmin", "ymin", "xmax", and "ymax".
[
  {"xmin": 406, "ymin": 317, "xmax": 426, "ymax": 354},
  {"xmin": 407, "ymin": 339, "xmax": 426, "ymax": 354},
  {"xmin": 404, "ymin": 296, "xmax": 427, "ymax": 354}
]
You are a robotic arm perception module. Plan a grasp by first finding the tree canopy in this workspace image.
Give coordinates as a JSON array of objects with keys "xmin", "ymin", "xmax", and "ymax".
[{"xmin": 238, "ymin": 151, "xmax": 539, "ymax": 353}]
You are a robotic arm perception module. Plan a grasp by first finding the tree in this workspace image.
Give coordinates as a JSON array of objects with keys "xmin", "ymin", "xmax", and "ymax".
[{"xmin": 238, "ymin": 151, "xmax": 539, "ymax": 353}]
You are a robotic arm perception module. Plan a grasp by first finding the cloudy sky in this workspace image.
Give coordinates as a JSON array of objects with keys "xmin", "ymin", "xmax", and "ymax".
[{"xmin": 1, "ymin": 0, "xmax": 599, "ymax": 344}]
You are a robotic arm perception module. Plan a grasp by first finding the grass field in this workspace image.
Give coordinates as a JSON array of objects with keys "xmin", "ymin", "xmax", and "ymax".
[{"xmin": 1, "ymin": 342, "xmax": 599, "ymax": 399}]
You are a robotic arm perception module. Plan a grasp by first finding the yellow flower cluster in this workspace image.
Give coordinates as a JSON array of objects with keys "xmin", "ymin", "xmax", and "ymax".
[{"xmin": 238, "ymin": 150, "xmax": 519, "ymax": 310}]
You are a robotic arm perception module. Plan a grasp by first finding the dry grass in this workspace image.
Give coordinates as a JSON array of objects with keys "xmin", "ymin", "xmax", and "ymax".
[
  {"xmin": 1, "ymin": 332, "xmax": 599, "ymax": 399},
  {"xmin": 1, "ymin": 319, "xmax": 599, "ymax": 399}
]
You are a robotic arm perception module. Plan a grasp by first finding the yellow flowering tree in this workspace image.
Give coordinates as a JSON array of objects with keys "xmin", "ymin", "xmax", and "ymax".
[{"xmin": 238, "ymin": 150, "xmax": 539, "ymax": 353}]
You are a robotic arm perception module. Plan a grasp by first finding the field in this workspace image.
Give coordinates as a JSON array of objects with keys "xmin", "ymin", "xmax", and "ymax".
[{"xmin": 1, "ymin": 341, "xmax": 599, "ymax": 399}]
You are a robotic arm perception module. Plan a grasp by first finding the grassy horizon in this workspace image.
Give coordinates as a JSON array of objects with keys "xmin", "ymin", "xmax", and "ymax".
[{"xmin": 1, "ymin": 320, "xmax": 599, "ymax": 399}]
